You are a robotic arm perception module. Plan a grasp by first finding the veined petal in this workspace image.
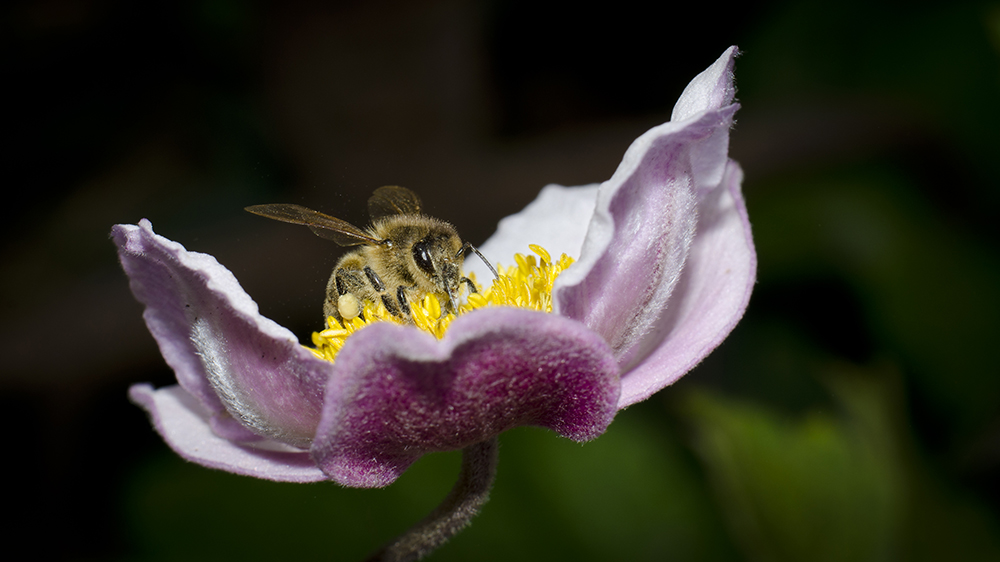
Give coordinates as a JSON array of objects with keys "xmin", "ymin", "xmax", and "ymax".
[
  {"xmin": 477, "ymin": 47, "xmax": 752, "ymax": 409},
  {"xmin": 113, "ymin": 220, "xmax": 330, "ymax": 449},
  {"xmin": 311, "ymin": 307, "xmax": 620, "ymax": 488},
  {"xmin": 553, "ymin": 107, "xmax": 739, "ymax": 359},
  {"xmin": 617, "ymin": 161, "xmax": 755, "ymax": 407},
  {"xmin": 554, "ymin": 47, "xmax": 741, "ymax": 367},
  {"xmin": 129, "ymin": 384, "xmax": 327, "ymax": 482}
]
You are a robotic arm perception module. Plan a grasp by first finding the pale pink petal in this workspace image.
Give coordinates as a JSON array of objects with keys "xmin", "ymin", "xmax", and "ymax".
[
  {"xmin": 487, "ymin": 47, "xmax": 752, "ymax": 408},
  {"xmin": 671, "ymin": 46, "xmax": 739, "ymax": 123},
  {"xmin": 129, "ymin": 384, "xmax": 327, "ymax": 482},
  {"xmin": 113, "ymin": 221, "xmax": 330, "ymax": 447},
  {"xmin": 617, "ymin": 161, "xmax": 755, "ymax": 407},
  {"xmin": 470, "ymin": 184, "xmax": 599, "ymax": 280},
  {"xmin": 554, "ymin": 95, "xmax": 739, "ymax": 366}
]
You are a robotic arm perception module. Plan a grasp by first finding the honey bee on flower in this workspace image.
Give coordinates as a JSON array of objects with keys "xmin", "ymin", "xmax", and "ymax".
[{"xmin": 245, "ymin": 185, "xmax": 498, "ymax": 324}]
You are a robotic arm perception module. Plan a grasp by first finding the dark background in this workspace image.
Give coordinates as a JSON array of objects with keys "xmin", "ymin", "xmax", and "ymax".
[{"xmin": 3, "ymin": 0, "xmax": 999, "ymax": 560}]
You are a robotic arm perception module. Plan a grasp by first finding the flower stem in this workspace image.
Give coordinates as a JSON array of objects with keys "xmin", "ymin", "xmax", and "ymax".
[{"xmin": 365, "ymin": 437, "xmax": 500, "ymax": 562}]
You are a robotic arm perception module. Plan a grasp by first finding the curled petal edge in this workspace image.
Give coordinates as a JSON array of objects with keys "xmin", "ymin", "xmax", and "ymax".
[
  {"xmin": 129, "ymin": 383, "xmax": 327, "ymax": 482},
  {"xmin": 113, "ymin": 220, "xmax": 329, "ymax": 448},
  {"xmin": 618, "ymin": 160, "xmax": 755, "ymax": 407},
  {"xmin": 473, "ymin": 47, "xmax": 751, "ymax": 409},
  {"xmin": 553, "ymin": 47, "xmax": 740, "ymax": 365}
]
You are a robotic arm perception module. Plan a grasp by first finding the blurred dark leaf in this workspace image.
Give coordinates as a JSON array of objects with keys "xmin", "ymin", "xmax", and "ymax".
[
  {"xmin": 684, "ymin": 375, "xmax": 902, "ymax": 562},
  {"xmin": 684, "ymin": 366, "xmax": 1000, "ymax": 562}
]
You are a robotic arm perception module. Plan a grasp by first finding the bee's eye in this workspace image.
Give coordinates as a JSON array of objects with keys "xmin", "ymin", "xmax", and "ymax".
[{"xmin": 412, "ymin": 238, "xmax": 436, "ymax": 274}]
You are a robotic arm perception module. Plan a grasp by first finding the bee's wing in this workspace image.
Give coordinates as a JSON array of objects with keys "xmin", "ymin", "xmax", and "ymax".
[
  {"xmin": 245, "ymin": 204, "xmax": 380, "ymax": 246},
  {"xmin": 368, "ymin": 185, "xmax": 422, "ymax": 221}
]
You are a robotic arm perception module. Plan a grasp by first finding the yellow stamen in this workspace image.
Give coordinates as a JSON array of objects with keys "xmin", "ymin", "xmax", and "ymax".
[{"xmin": 307, "ymin": 245, "xmax": 575, "ymax": 363}]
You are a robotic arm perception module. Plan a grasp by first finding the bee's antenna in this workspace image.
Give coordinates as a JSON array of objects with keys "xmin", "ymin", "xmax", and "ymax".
[{"xmin": 458, "ymin": 243, "xmax": 499, "ymax": 280}]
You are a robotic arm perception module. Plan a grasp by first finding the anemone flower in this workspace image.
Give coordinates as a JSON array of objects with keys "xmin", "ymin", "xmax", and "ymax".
[{"xmin": 115, "ymin": 46, "xmax": 754, "ymax": 560}]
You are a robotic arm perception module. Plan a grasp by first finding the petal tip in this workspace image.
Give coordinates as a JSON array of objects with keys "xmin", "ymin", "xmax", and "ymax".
[{"xmin": 670, "ymin": 46, "xmax": 740, "ymax": 122}]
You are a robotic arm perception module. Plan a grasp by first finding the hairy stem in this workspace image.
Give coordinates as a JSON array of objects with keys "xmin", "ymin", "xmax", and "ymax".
[{"xmin": 365, "ymin": 437, "xmax": 500, "ymax": 562}]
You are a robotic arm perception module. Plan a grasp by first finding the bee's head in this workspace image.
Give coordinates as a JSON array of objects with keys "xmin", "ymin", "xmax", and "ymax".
[{"xmin": 412, "ymin": 232, "xmax": 463, "ymax": 312}]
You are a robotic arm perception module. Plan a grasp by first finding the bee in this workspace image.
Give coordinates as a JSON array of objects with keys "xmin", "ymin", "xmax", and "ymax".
[{"xmin": 246, "ymin": 186, "xmax": 497, "ymax": 324}]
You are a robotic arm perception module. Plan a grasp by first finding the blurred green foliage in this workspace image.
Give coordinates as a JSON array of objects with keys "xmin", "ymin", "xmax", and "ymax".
[{"xmin": 687, "ymin": 370, "xmax": 1000, "ymax": 562}]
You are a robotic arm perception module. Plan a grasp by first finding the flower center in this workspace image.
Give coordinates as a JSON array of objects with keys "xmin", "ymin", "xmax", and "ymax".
[{"xmin": 308, "ymin": 244, "xmax": 574, "ymax": 362}]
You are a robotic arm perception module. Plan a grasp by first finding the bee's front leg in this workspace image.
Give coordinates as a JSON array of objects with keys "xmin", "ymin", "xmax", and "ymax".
[
  {"xmin": 460, "ymin": 277, "xmax": 478, "ymax": 295},
  {"xmin": 396, "ymin": 286, "xmax": 412, "ymax": 317},
  {"xmin": 358, "ymin": 266, "xmax": 407, "ymax": 318}
]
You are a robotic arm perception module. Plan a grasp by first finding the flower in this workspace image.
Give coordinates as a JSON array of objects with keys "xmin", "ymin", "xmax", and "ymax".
[{"xmin": 116, "ymin": 46, "xmax": 754, "ymax": 488}]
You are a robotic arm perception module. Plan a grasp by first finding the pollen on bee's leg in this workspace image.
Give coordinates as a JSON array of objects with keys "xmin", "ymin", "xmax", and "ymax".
[{"xmin": 338, "ymin": 294, "xmax": 361, "ymax": 320}]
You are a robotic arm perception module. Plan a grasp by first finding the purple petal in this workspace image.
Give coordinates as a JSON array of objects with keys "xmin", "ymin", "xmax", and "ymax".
[
  {"xmin": 113, "ymin": 221, "xmax": 330, "ymax": 448},
  {"xmin": 311, "ymin": 307, "xmax": 620, "ymax": 488},
  {"xmin": 129, "ymin": 384, "xmax": 327, "ymax": 482},
  {"xmin": 553, "ymin": 46, "xmax": 743, "ymax": 369},
  {"xmin": 617, "ymin": 161, "xmax": 755, "ymax": 407}
]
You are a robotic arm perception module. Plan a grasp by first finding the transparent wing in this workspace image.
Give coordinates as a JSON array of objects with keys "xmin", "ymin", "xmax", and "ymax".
[
  {"xmin": 245, "ymin": 204, "xmax": 380, "ymax": 246},
  {"xmin": 368, "ymin": 185, "xmax": 422, "ymax": 221}
]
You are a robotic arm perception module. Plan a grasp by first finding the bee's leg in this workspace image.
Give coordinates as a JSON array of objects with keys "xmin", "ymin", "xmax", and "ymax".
[
  {"xmin": 331, "ymin": 269, "xmax": 366, "ymax": 321},
  {"xmin": 460, "ymin": 277, "xmax": 478, "ymax": 294},
  {"xmin": 396, "ymin": 286, "xmax": 411, "ymax": 317},
  {"xmin": 457, "ymin": 242, "xmax": 499, "ymax": 280},
  {"xmin": 380, "ymin": 293, "xmax": 401, "ymax": 317},
  {"xmin": 359, "ymin": 266, "xmax": 404, "ymax": 318},
  {"xmin": 363, "ymin": 266, "xmax": 386, "ymax": 292}
]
